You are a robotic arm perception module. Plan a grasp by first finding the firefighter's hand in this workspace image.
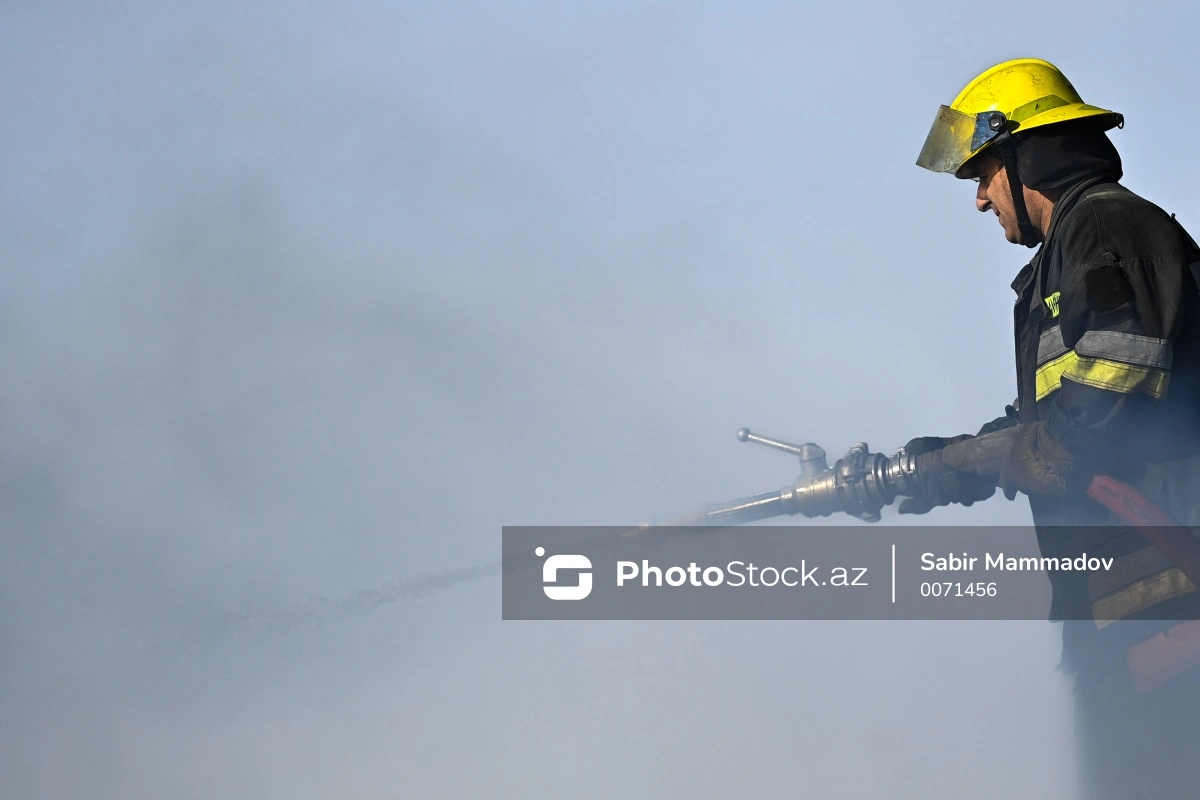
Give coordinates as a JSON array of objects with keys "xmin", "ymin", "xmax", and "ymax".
[
  {"xmin": 998, "ymin": 422, "xmax": 1073, "ymax": 500},
  {"xmin": 898, "ymin": 436, "xmax": 997, "ymax": 515}
]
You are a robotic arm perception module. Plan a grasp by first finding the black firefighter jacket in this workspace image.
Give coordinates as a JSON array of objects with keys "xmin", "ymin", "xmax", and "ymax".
[{"xmin": 980, "ymin": 176, "xmax": 1200, "ymax": 660}]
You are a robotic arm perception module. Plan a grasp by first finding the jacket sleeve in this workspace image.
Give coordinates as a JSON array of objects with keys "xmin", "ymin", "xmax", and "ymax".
[{"xmin": 1036, "ymin": 194, "xmax": 1197, "ymax": 462}]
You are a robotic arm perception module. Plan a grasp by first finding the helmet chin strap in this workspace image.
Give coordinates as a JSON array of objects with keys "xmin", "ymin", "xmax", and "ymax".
[{"xmin": 997, "ymin": 139, "xmax": 1041, "ymax": 247}]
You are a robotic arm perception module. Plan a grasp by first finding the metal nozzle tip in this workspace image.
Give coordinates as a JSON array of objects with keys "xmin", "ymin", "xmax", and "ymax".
[{"xmin": 736, "ymin": 428, "xmax": 751, "ymax": 442}]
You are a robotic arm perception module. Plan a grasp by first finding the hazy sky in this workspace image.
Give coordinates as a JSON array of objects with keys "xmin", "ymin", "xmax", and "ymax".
[{"xmin": 3, "ymin": 2, "xmax": 1199, "ymax": 797}]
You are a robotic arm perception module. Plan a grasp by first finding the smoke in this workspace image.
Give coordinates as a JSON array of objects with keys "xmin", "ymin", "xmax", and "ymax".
[{"xmin": 15, "ymin": 2, "xmax": 1200, "ymax": 797}]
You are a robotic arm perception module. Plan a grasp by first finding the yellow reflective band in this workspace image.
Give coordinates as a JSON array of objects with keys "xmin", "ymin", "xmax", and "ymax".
[
  {"xmin": 1043, "ymin": 292, "xmax": 1061, "ymax": 318},
  {"xmin": 1035, "ymin": 351, "xmax": 1073, "ymax": 399},
  {"xmin": 1035, "ymin": 350, "xmax": 1171, "ymax": 401},
  {"xmin": 1093, "ymin": 568, "xmax": 1197, "ymax": 630}
]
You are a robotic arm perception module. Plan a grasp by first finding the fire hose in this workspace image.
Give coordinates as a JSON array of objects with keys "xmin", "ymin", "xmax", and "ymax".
[{"xmin": 681, "ymin": 426, "xmax": 1200, "ymax": 589}]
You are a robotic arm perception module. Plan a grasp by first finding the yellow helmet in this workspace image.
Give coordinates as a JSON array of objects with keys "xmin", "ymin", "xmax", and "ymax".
[{"xmin": 916, "ymin": 58, "xmax": 1123, "ymax": 178}]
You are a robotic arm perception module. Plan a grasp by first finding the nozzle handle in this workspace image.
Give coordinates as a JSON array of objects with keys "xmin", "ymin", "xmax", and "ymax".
[
  {"xmin": 737, "ymin": 428, "xmax": 828, "ymax": 476},
  {"xmin": 736, "ymin": 427, "xmax": 808, "ymax": 455}
]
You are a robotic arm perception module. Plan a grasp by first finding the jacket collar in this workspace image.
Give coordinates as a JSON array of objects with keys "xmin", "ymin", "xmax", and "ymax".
[
  {"xmin": 1010, "ymin": 176, "xmax": 1120, "ymax": 297},
  {"xmin": 1042, "ymin": 175, "xmax": 1118, "ymax": 247}
]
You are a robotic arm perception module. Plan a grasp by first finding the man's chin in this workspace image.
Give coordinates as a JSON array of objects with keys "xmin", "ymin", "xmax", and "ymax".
[{"xmin": 1006, "ymin": 228, "xmax": 1043, "ymax": 248}]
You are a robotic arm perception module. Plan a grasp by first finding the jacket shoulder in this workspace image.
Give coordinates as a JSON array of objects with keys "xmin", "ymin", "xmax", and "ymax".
[{"xmin": 1057, "ymin": 183, "xmax": 1189, "ymax": 264}]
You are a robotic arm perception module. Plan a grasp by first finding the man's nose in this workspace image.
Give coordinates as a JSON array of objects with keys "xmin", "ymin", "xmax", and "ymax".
[{"xmin": 976, "ymin": 182, "xmax": 991, "ymax": 213}]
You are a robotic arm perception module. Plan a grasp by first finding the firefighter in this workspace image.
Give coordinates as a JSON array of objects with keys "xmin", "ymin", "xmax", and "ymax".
[{"xmin": 907, "ymin": 59, "xmax": 1200, "ymax": 799}]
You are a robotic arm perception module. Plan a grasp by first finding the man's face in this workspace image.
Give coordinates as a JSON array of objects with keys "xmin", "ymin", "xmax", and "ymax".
[{"xmin": 970, "ymin": 155, "xmax": 1023, "ymax": 244}]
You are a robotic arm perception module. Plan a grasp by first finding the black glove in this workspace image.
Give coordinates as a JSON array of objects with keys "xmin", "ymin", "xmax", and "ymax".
[
  {"xmin": 998, "ymin": 422, "xmax": 1075, "ymax": 500},
  {"xmin": 898, "ymin": 435, "xmax": 997, "ymax": 515},
  {"xmin": 976, "ymin": 403, "xmax": 1020, "ymax": 436}
]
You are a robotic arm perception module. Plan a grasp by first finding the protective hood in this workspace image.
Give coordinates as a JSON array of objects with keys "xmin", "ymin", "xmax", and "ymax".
[{"xmin": 1015, "ymin": 121, "xmax": 1123, "ymax": 194}]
